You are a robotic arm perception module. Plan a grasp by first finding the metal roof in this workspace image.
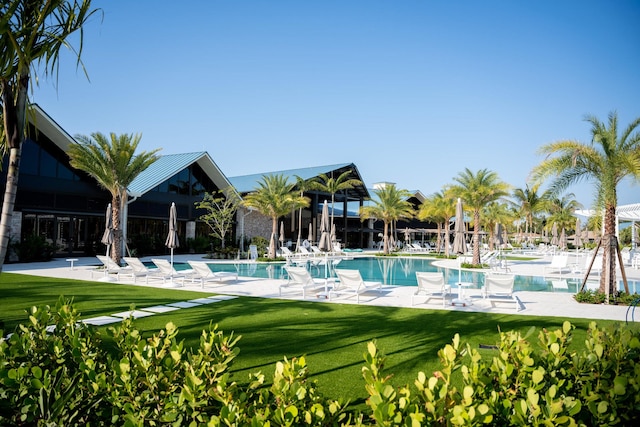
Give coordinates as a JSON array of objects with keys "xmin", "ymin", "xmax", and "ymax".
[
  {"xmin": 228, "ymin": 162, "xmax": 370, "ymax": 200},
  {"xmin": 128, "ymin": 152, "xmax": 236, "ymax": 198},
  {"xmin": 575, "ymin": 203, "xmax": 640, "ymax": 222}
]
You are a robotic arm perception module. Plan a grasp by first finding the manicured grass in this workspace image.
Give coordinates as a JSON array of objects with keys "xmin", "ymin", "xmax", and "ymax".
[{"xmin": 0, "ymin": 272, "xmax": 620, "ymax": 408}]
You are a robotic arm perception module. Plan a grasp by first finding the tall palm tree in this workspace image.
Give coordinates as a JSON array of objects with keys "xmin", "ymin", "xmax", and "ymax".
[
  {"xmin": 482, "ymin": 201, "xmax": 515, "ymax": 250},
  {"xmin": 511, "ymin": 184, "xmax": 548, "ymax": 242},
  {"xmin": 68, "ymin": 132, "xmax": 160, "ymax": 263},
  {"xmin": 0, "ymin": 0, "xmax": 99, "ymax": 271},
  {"xmin": 242, "ymin": 174, "xmax": 309, "ymax": 259},
  {"xmin": 359, "ymin": 184, "xmax": 414, "ymax": 254},
  {"xmin": 293, "ymin": 175, "xmax": 318, "ymax": 251},
  {"xmin": 418, "ymin": 188, "xmax": 456, "ymax": 255},
  {"xmin": 546, "ymin": 194, "xmax": 583, "ymax": 243},
  {"xmin": 531, "ymin": 112, "xmax": 640, "ymax": 295},
  {"xmin": 312, "ymin": 170, "xmax": 362, "ymax": 226},
  {"xmin": 452, "ymin": 168, "xmax": 510, "ymax": 265}
]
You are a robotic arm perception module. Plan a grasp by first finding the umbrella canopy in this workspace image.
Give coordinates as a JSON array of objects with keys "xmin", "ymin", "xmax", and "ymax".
[
  {"xmin": 165, "ymin": 202, "xmax": 179, "ymax": 273},
  {"xmin": 452, "ymin": 198, "xmax": 467, "ymax": 254},
  {"xmin": 308, "ymin": 222, "xmax": 313, "ymax": 244},
  {"xmin": 279, "ymin": 221, "xmax": 285, "ymax": 247},
  {"xmin": 318, "ymin": 200, "xmax": 332, "ymax": 252},
  {"xmin": 101, "ymin": 203, "xmax": 114, "ymax": 257},
  {"xmin": 559, "ymin": 228, "xmax": 567, "ymax": 250},
  {"xmin": 574, "ymin": 218, "xmax": 583, "ymax": 248},
  {"xmin": 493, "ymin": 223, "xmax": 504, "ymax": 247}
]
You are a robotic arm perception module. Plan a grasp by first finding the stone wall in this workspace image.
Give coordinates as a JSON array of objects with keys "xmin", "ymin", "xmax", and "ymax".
[{"xmin": 235, "ymin": 207, "xmax": 272, "ymax": 243}]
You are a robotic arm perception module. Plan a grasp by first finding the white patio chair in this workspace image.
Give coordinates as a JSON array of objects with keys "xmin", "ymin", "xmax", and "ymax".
[
  {"xmin": 280, "ymin": 266, "xmax": 326, "ymax": 299},
  {"xmin": 151, "ymin": 259, "xmax": 194, "ymax": 285},
  {"xmin": 331, "ymin": 269, "xmax": 381, "ymax": 304},
  {"xmin": 123, "ymin": 257, "xmax": 163, "ymax": 284},
  {"xmin": 482, "ymin": 273, "xmax": 518, "ymax": 311},
  {"xmin": 543, "ymin": 255, "xmax": 570, "ymax": 277},
  {"xmin": 188, "ymin": 261, "xmax": 238, "ymax": 288},
  {"xmin": 91, "ymin": 255, "xmax": 131, "ymax": 281},
  {"xmin": 412, "ymin": 272, "xmax": 451, "ymax": 307}
]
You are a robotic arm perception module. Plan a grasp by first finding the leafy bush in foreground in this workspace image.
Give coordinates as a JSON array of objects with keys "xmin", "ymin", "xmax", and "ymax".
[{"xmin": 1, "ymin": 299, "xmax": 639, "ymax": 425}]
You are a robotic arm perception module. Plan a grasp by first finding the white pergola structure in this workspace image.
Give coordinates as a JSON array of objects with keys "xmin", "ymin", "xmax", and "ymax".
[{"xmin": 575, "ymin": 203, "xmax": 640, "ymax": 247}]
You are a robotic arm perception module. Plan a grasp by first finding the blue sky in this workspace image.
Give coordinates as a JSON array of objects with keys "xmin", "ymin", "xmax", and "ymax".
[{"xmin": 34, "ymin": 0, "xmax": 640, "ymax": 207}]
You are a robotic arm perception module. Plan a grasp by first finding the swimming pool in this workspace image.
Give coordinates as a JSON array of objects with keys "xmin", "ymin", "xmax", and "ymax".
[{"xmin": 179, "ymin": 257, "xmax": 640, "ymax": 294}]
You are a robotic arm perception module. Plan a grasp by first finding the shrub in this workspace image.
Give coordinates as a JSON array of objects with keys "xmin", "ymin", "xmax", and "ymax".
[
  {"xmin": 362, "ymin": 321, "xmax": 640, "ymax": 425},
  {"xmin": 251, "ymin": 236, "xmax": 269, "ymax": 256},
  {"xmin": 574, "ymin": 290, "xmax": 640, "ymax": 306},
  {"xmin": 10, "ymin": 234, "xmax": 55, "ymax": 262},
  {"xmin": 3, "ymin": 301, "xmax": 639, "ymax": 425}
]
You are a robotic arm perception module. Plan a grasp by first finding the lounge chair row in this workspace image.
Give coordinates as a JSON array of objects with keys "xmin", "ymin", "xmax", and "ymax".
[{"xmin": 91, "ymin": 256, "xmax": 237, "ymax": 287}]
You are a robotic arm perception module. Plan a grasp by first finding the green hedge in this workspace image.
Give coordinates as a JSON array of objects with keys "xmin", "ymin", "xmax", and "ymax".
[{"xmin": 1, "ymin": 299, "xmax": 639, "ymax": 425}]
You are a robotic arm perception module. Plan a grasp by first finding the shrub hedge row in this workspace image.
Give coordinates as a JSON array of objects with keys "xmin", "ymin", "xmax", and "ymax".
[{"xmin": 1, "ymin": 298, "xmax": 638, "ymax": 425}]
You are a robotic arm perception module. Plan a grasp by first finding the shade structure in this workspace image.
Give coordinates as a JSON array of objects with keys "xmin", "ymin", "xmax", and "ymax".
[
  {"xmin": 493, "ymin": 223, "xmax": 504, "ymax": 247},
  {"xmin": 559, "ymin": 228, "xmax": 567, "ymax": 250},
  {"xmin": 452, "ymin": 198, "xmax": 467, "ymax": 254},
  {"xmin": 318, "ymin": 200, "xmax": 332, "ymax": 252},
  {"xmin": 279, "ymin": 221, "xmax": 285, "ymax": 248},
  {"xmin": 574, "ymin": 218, "xmax": 582, "ymax": 248},
  {"xmin": 165, "ymin": 202, "xmax": 179, "ymax": 270},
  {"xmin": 101, "ymin": 203, "xmax": 114, "ymax": 257}
]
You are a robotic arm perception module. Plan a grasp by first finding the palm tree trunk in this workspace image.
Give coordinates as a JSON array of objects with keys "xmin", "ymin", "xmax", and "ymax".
[
  {"xmin": 270, "ymin": 216, "xmax": 278, "ymax": 258},
  {"xmin": 473, "ymin": 210, "xmax": 481, "ymax": 265},
  {"xmin": 601, "ymin": 203, "xmax": 617, "ymax": 298},
  {"xmin": 112, "ymin": 193, "xmax": 123, "ymax": 264},
  {"xmin": 383, "ymin": 221, "xmax": 389, "ymax": 254},
  {"xmin": 443, "ymin": 219, "xmax": 450, "ymax": 256},
  {"xmin": 436, "ymin": 223, "xmax": 443, "ymax": 254},
  {"xmin": 0, "ymin": 75, "xmax": 28, "ymax": 271}
]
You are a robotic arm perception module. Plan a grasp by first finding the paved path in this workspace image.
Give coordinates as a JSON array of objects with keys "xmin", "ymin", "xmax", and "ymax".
[{"xmin": 4, "ymin": 252, "xmax": 639, "ymax": 322}]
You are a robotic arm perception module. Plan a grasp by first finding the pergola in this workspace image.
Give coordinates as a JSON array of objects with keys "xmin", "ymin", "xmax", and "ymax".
[{"xmin": 575, "ymin": 203, "xmax": 640, "ymax": 246}]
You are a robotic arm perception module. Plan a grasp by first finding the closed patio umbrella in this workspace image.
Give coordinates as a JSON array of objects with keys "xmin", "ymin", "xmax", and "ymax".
[
  {"xmin": 165, "ymin": 202, "xmax": 179, "ymax": 276},
  {"xmin": 452, "ymin": 198, "xmax": 467, "ymax": 254},
  {"xmin": 101, "ymin": 203, "xmax": 114, "ymax": 258},
  {"xmin": 308, "ymin": 222, "xmax": 313, "ymax": 245},
  {"xmin": 279, "ymin": 221, "xmax": 285, "ymax": 249},
  {"xmin": 574, "ymin": 218, "xmax": 582, "ymax": 248},
  {"xmin": 318, "ymin": 200, "xmax": 331, "ymax": 252},
  {"xmin": 559, "ymin": 227, "xmax": 567, "ymax": 250}
]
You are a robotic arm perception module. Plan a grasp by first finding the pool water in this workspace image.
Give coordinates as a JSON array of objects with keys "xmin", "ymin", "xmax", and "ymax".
[{"xmin": 172, "ymin": 257, "xmax": 640, "ymax": 294}]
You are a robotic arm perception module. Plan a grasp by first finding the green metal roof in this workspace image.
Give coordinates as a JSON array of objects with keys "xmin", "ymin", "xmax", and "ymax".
[
  {"xmin": 228, "ymin": 162, "xmax": 370, "ymax": 200},
  {"xmin": 128, "ymin": 152, "xmax": 235, "ymax": 198}
]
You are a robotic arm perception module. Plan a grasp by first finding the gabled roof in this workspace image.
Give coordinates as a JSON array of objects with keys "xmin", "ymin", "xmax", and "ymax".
[
  {"xmin": 31, "ymin": 104, "xmax": 77, "ymax": 150},
  {"xmin": 229, "ymin": 162, "xmax": 370, "ymax": 199},
  {"xmin": 128, "ymin": 152, "xmax": 235, "ymax": 198}
]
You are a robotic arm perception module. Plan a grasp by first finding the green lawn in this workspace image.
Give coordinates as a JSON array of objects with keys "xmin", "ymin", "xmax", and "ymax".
[{"xmin": 0, "ymin": 272, "xmax": 619, "ymax": 407}]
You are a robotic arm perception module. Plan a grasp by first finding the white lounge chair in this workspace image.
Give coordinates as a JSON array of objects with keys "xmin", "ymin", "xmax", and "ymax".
[
  {"xmin": 123, "ymin": 257, "xmax": 163, "ymax": 284},
  {"xmin": 91, "ymin": 255, "xmax": 131, "ymax": 281},
  {"xmin": 187, "ymin": 261, "xmax": 237, "ymax": 288},
  {"xmin": 281, "ymin": 266, "xmax": 326, "ymax": 299},
  {"xmin": 151, "ymin": 258, "xmax": 194, "ymax": 285},
  {"xmin": 482, "ymin": 274, "xmax": 518, "ymax": 311},
  {"xmin": 551, "ymin": 279, "xmax": 569, "ymax": 291},
  {"xmin": 412, "ymin": 272, "xmax": 451, "ymax": 307},
  {"xmin": 331, "ymin": 269, "xmax": 382, "ymax": 304},
  {"xmin": 249, "ymin": 245, "xmax": 259, "ymax": 261},
  {"xmin": 543, "ymin": 255, "xmax": 570, "ymax": 277}
]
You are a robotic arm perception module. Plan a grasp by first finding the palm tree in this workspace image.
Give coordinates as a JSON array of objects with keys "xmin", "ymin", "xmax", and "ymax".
[
  {"xmin": 546, "ymin": 194, "xmax": 583, "ymax": 246},
  {"xmin": 242, "ymin": 174, "xmax": 309, "ymax": 259},
  {"xmin": 0, "ymin": 0, "xmax": 99, "ymax": 271},
  {"xmin": 482, "ymin": 202, "xmax": 515, "ymax": 250},
  {"xmin": 359, "ymin": 184, "xmax": 414, "ymax": 254},
  {"xmin": 511, "ymin": 184, "xmax": 548, "ymax": 242},
  {"xmin": 293, "ymin": 175, "xmax": 318, "ymax": 252},
  {"xmin": 452, "ymin": 168, "xmax": 510, "ymax": 265},
  {"xmin": 531, "ymin": 112, "xmax": 640, "ymax": 295},
  {"xmin": 418, "ymin": 188, "xmax": 456, "ymax": 255},
  {"xmin": 312, "ymin": 170, "xmax": 362, "ymax": 226},
  {"xmin": 68, "ymin": 132, "xmax": 160, "ymax": 263}
]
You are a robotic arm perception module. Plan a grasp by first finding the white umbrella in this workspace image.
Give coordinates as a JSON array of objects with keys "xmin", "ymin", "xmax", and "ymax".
[
  {"xmin": 559, "ymin": 228, "xmax": 567, "ymax": 250},
  {"xmin": 279, "ymin": 221, "xmax": 285, "ymax": 249},
  {"xmin": 100, "ymin": 203, "xmax": 115, "ymax": 281},
  {"xmin": 574, "ymin": 218, "xmax": 582, "ymax": 248},
  {"xmin": 308, "ymin": 222, "xmax": 313, "ymax": 245},
  {"xmin": 101, "ymin": 203, "xmax": 114, "ymax": 258},
  {"xmin": 318, "ymin": 200, "xmax": 331, "ymax": 252},
  {"xmin": 452, "ymin": 198, "xmax": 467, "ymax": 254},
  {"xmin": 330, "ymin": 223, "xmax": 336, "ymax": 244},
  {"xmin": 165, "ymin": 202, "xmax": 179, "ymax": 279}
]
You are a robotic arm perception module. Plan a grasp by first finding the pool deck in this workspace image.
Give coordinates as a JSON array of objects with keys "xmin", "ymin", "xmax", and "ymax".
[{"xmin": 4, "ymin": 251, "xmax": 640, "ymax": 322}]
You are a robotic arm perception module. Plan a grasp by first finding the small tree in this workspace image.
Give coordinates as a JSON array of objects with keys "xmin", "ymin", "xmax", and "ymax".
[{"xmin": 194, "ymin": 189, "xmax": 240, "ymax": 249}]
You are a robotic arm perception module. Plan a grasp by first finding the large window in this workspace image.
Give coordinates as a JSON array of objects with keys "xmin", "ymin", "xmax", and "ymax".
[{"xmin": 151, "ymin": 164, "xmax": 218, "ymax": 196}]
